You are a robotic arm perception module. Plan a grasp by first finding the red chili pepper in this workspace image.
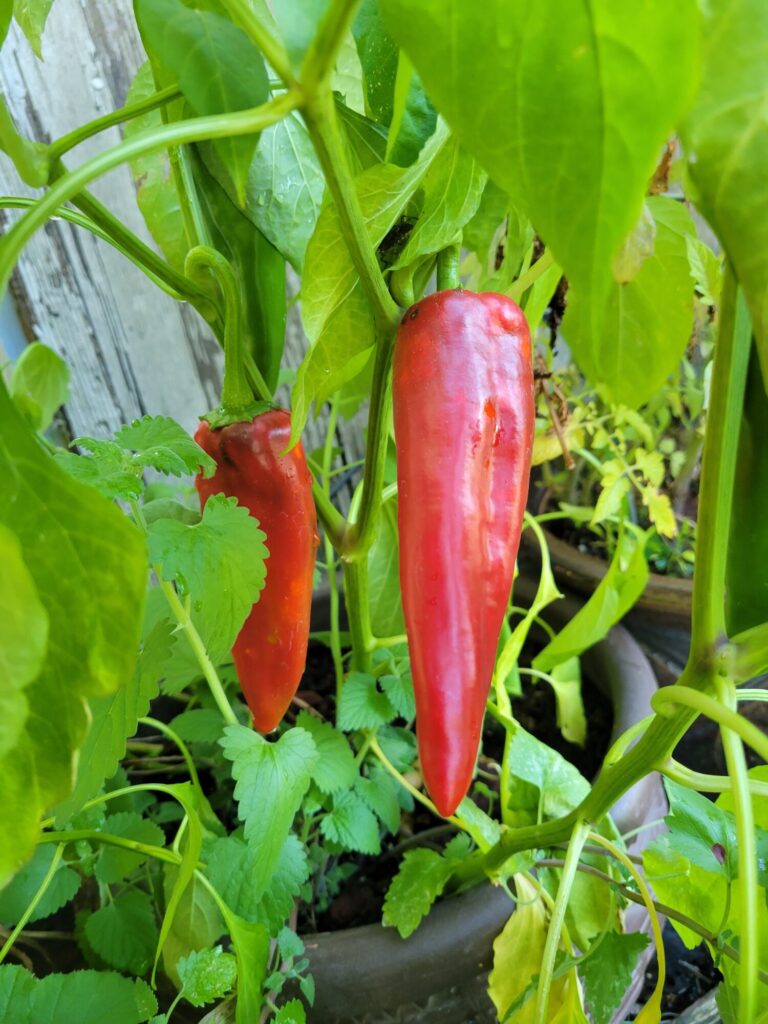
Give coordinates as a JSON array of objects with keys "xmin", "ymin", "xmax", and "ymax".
[
  {"xmin": 195, "ymin": 410, "xmax": 318, "ymax": 732},
  {"xmin": 393, "ymin": 290, "xmax": 534, "ymax": 816}
]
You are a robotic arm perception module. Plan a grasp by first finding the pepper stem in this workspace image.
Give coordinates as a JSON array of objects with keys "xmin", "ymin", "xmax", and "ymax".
[
  {"xmin": 185, "ymin": 245, "xmax": 258, "ymax": 414},
  {"xmin": 436, "ymin": 240, "xmax": 461, "ymax": 291}
]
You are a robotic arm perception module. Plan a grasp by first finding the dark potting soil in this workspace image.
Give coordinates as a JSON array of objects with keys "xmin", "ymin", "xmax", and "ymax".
[{"xmin": 628, "ymin": 922, "xmax": 722, "ymax": 1020}]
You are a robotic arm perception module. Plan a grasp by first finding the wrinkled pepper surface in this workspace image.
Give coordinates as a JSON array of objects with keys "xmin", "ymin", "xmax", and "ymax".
[
  {"xmin": 195, "ymin": 410, "xmax": 318, "ymax": 732},
  {"xmin": 393, "ymin": 290, "xmax": 534, "ymax": 816}
]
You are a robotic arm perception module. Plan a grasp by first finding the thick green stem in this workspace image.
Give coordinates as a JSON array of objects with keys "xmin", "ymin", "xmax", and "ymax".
[
  {"xmin": 37, "ymin": 831, "xmax": 179, "ymax": 866},
  {"xmin": 436, "ymin": 242, "xmax": 461, "ymax": 291},
  {"xmin": 48, "ymin": 84, "xmax": 182, "ymax": 161},
  {"xmin": 533, "ymin": 819, "xmax": 590, "ymax": 1024},
  {"xmin": 715, "ymin": 676, "xmax": 758, "ymax": 1024},
  {"xmin": 218, "ymin": 0, "xmax": 295, "ymax": 88},
  {"xmin": 343, "ymin": 559, "xmax": 373, "ymax": 673},
  {"xmin": 301, "ymin": 0, "xmax": 362, "ymax": 94},
  {"xmin": 0, "ymin": 91, "xmax": 299, "ymax": 297},
  {"xmin": 690, "ymin": 266, "xmax": 751, "ymax": 659},
  {"xmin": 660, "ymin": 758, "xmax": 768, "ymax": 799},
  {"xmin": 652, "ymin": 685, "xmax": 768, "ymax": 763},
  {"xmin": 732, "ymin": 620, "xmax": 768, "ymax": 681}
]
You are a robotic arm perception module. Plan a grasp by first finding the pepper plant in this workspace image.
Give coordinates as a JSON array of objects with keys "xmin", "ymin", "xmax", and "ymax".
[{"xmin": 1, "ymin": 2, "xmax": 768, "ymax": 1023}]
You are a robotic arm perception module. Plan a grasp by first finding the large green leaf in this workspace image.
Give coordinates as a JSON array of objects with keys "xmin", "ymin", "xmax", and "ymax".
[
  {"xmin": 367, "ymin": 495, "xmax": 404, "ymax": 637},
  {"xmin": 0, "ymin": 376, "xmax": 146, "ymax": 886},
  {"xmin": 135, "ymin": 0, "xmax": 269, "ymax": 204},
  {"xmin": 562, "ymin": 197, "xmax": 696, "ymax": 407},
  {"xmin": 382, "ymin": 0, "xmax": 700, "ymax": 307},
  {"xmin": 353, "ymin": 0, "xmax": 399, "ymax": 125},
  {"xmin": 0, "ymin": 967, "xmax": 156, "ymax": 1024},
  {"xmin": 12, "ymin": 0, "xmax": 54, "ymax": 58},
  {"xmin": 681, "ymin": 0, "xmax": 768, "ymax": 382},
  {"xmin": 10, "ymin": 341, "xmax": 70, "ymax": 433}
]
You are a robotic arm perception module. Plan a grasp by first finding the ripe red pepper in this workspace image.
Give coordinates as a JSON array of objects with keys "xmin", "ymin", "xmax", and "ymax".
[
  {"xmin": 393, "ymin": 290, "xmax": 534, "ymax": 816},
  {"xmin": 195, "ymin": 410, "xmax": 318, "ymax": 732}
]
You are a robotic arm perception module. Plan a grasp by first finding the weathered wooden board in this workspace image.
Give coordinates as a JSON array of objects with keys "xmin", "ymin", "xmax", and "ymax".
[{"xmin": 0, "ymin": 0, "xmax": 364, "ymax": 500}]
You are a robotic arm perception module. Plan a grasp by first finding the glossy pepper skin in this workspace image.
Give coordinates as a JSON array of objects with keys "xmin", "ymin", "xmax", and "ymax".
[
  {"xmin": 393, "ymin": 290, "xmax": 534, "ymax": 817},
  {"xmin": 194, "ymin": 410, "xmax": 318, "ymax": 732}
]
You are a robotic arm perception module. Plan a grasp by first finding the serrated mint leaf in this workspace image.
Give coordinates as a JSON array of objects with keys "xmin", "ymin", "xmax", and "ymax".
[
  {"xmin": 382, "ymin": 848, "xmax": 452, "ymax": 938},
  {"xmin": 295, "ymin": 711, "xmax": 357, "ymax": 794},
  {"xmin": 94, "ymin": 812, "xmax": 166, "ymax": 884},
  {"xmin": 337, "ymin": 672, "xmax": 395, "ymax": 730},
  {"xmin": 0, "ymin": 845, "xmax": 79, "ymax": 926},
  {"xmin": 376, "ymin": 725, "xmax": 417, "ymax": 774},
  {"xmin": 177, "ymin": 946, "xmax": 237, "ymax": 1007},
  {"xmin": 10, "ymin": 342, "xmax": 69, "ymax": 433},
  {"xmin": 580, "ymin": 930, "xmax": 650, "ymax": 1024},
  {"xmin": 276, "ymin": 927, "xmax": 304, "ymax": 961},
  {"xmin": 220, "ymin": 725, "xmax": 317, "ymax": 900},
  {"xmin": 114, "ymin": 415, "xmax": 216, "ymax": 478},
  {"xmin": 356, "ymin": 772, "xmax": 400, "ymax": 834},
  {"xmin": 56, "ymin": 619, "xmax": 175, "ymax": 823},
  {"xmin": 148, "ymin": 494, "xmax": 267, "ymax": 662},
  {"xmin": 320, "ymin": 790, "xmax": 380, "ymax": 854},
  {"xmin": 380, "ymin": 672, "xmax": 415, "ymax": 721},
  {"xmin": 205, "ymin": 833, "xmax": 309, "ymax": 936},
  {"xmin": 56, "ymin": 446, "xmax": 143, "ymax": 502},
  {"xmin": 169, "ymin": 709, "xmax": 225, "ymax": 744},
  {"xmin": 275, "ymin": 998, "xmax": 307, "ymax": 1024},
  {"xmin": 0, "ymin": 966, "xmax": 157, "ymax": 1024},
  {"xmin": 85, "ymin": 890, "xmax": 159, "ymax": 976}
]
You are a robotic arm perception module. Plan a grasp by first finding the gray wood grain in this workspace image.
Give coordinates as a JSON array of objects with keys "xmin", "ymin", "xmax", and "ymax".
[{"xmin": 0, "ymin": 0, "xmax": 365, "ymax": 506}]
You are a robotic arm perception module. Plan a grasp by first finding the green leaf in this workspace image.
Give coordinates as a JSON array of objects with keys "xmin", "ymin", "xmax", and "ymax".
[
  {"xmin": 376, "ymin": 724, "xmax": 417, "ymax": 773},
  {"xmin": 236, "ymin": 112, "xmax": 323, "ymax": 271},
  {"xmin": 272, "ymin": 0, "xmax": 330, "ymax": 68},
  {"xmin": 454, "ymin": 796, "xmax": 502, "ymax": 851},
  {"xmin": 0, "ymin": 524, "xmax": 47, "ymax": 758},
  {"xmin": 392, "ymin": 134, "xmax": 485, "ymax": 267},
  {"xmin": 383, "ymin": 0, "xmax": 699, "ymax": 308},
  {"xmin": 337, "ymin": 672, "xmax": 395, "ymax": 730},
  {"xmin": 0, "ymin": 845, "xmax": 79, "ymax": 926},
  {"xmin": 367, "ymin": 496, "xmax": 405, "ymax": 637},
  {"xmin": 206, "ymin": 833, "xmax": 309, "ymax": 936},
  {"xmin": 661, "ymin": 779, "xmax": 738, "ymax": 880},
  {"xmin": 220, "ymin": 724, "xmax": 318, "ymax": 899},
  {"xmin": 352, "ymin": 0, "xmax": 399, "ymax": 124},
  {"xmin": 387, "ymin": 65, "xmax": 438, "ymax": 167},
  {"xmin": 94, "ymin": 812, "xmax": 166, "ymax": 884},
  {"xmin": 294, "ymin": 711, "xmax": 357, "ymax": 794},
  {"xmin": 337, "ymin": 100, "xmax": 389, "ymax": 172},
  {"xmin": 533, "ymin": 529, "xmax": 649, "ymax": 673},
  {"xmin": 356, "ymin": 770, "xmax": 400, "ymax": 834},
  {"xmin": 135, "ymin": 0, "xmax": 269, "ymax": 204},
  {"xmin": 382, "ymin": 847, "xmax": 452, "ymax": 938},
  {"xmin": 643, "ymin": 839, "xmax": 727, "ymax": 948},
  {"xmin": 220, "ymin": 911, "xmax": 269, "ymax": 1024},
  {"xmin": 55, "ymin": 445, "xmax": 144, "ymax": 502},
  {"xmin": 503, "ymin": 725, "xmax": 590, "ymax": 826},
  {"xmin": 169, "ymin": 708, "xmax": 224, "ymax": 744},
  {"xmin": 686, "ymin": 235, "xmax": 722, "ymax": 308},
  {"xmin": 321, "ymin": 789, "xmax": 381, "ymax": 854},
  {"xmin": 680, "ymin": 0, "xmax": 768, "ymax": 381},
  {"xmin": 291, "ymin": 124, "xmax": 448, "ymax": 439},
  {"xmin": 580, "ymin": 931, "xmax": 650, "ymax": 1024},
  {"xmin": 12, "ymin": 0, "xmax": 54, "ymax": 57},
  {"xmin": 463, "ymin": 179, "xmax": 509, "ymax": 257},
  {"xmin": 85, "ymin": 890, "xmax": 159, "ymax": 976},
  {"xmin": 379, "ymin": 672, "xmax": 414, "ymax": 721},
  {"xmin": 113, "ymin": 415, "xmax": 216, "ymax": 478},
  {"xmin": 275, "ymin": 999, "xmax": 306, "ymax": 1024},
  {"xmin": 161, "ymin": 867, "xmax": 224, "ymax": 985},
  {"xmin": 0, "ymin": 377, "xmax": 147, "ymax": 885},
  {"xmin": 9, "ymin": 342, "xmax": 69, "ymax": 432},
  {"xmin": 0, "ymin": 965, "xmax": 157, "ymax": 1024},
  {"xmin": 148, "ymin": 494, "xmax": 267, "ymax": 662},
  {"xmin": 562, "ymin": 197, "xmax": 697, "ymax": 407},
  {"xmin": 123, "ymin": 63, "xmax": 186, "ymax": 271},
  {"xmin": 547, "ymin": 656, "xmax": 587, "ymax": 747},
  {"xmin": 55, "ymin": 619, "xmax": 174, "ymax": 823},
  {"xmin": 177, "ymin": 946, "xmax": 237, "ymax": 1007}
]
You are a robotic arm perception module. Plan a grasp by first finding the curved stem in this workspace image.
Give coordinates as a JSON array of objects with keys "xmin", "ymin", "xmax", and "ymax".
[
  {"xmin": 436, "ymin": 242, "xmax": 461, "ymax": 291},
  {"xmin": 715, "ymin": 675, "xmax": 758, "ymax": 1024},
  {"xmin": 652, "ymin": 685, "xmax": 768, "ymax": 763},
  {"xmin": 48, "ymin": 84, "xmax": 182, "ymax": 161},
  {"xmin": 302, "ymin": 0, "xmax": 362, "ymax": 95},
  {"xmin": 369, "ymin": 734, "xmax": 461, "ymax": 827},
  {"xmin": 0, "ymin": 846, "xmax": 64, "ymax": 965},
  {"xmin": 690, "ymin": 266, "xmax": 751, "ymax": 658},
  {"xmin": 139, "ymin": 716, "xmax": 202, "ymax": 792},
  {"xmin": 533, "ymin": 818, "xmax": 590, "ymax": 1024},
  {"xmin": 37, "ymin": 831, "xmax": 179, "ymax": 866},
  {"xmin": 660, "ymin": 758, "xmax": 768, "ymax": 799},
  {"xmin": 0, "ymin": 90, "xmax": 299, "ymax": 298}
]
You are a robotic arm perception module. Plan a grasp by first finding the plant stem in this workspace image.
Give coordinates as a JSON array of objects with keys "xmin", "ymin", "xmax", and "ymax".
[
  {"xmin": 0, "ymin": 846, "xmax": 63, "ymax": 965},
  {"xmin": 661, "ymin": 758, "xmax": 768, "ymax": 798},
  {"xmin": 732, "ymin": 620, "xmax": 768, "ymax": 680},
  {"xmin": 533, "ymin": 819, "xmax": 590, "ymax": 1024},
  {"xmin": 690, "ymin": 266, "xmax": 751, "ymax": 660},
  {"xmin": 218, "ymin": 0, "xmax": 296, "ymax": 88},
  {"xmin": 302, "ymin": 0, "xmax": 362, "ymax": 95},
  {"xmin": 139, "ymin": 716, "xmax": 202, "ymax": 792},
  {"xmin": 322, "ymin": 399, "xmax": 346, "ymax": 706},
  {"xmin": 48, "ymin": 85, "xmax": 182, "ymax": 160},
  {"xmin": 715, "ymin": 675, "xmax": 758, "ymax": 1024},
  {"xmin": 436, "ymin": 242, "xmax": 461, "ymax": 291},
  {"xmin": 370, "ymin": 734, "xmax": 461, "ymax": 825},
  {"xmin": 37, "ymin": 830, "xmax": 179, "ymax": 864},
  {"xmin": 652, "ymin": 685, "xmax": 768, "ymax": 763},
  {"xmin": 343, "ymin": 560, "xmax": 373, "ymax": 672},
  {"xmin": 507, "ymin": 249, "xmax": 555, "ymax": 304},
  {"xmin": 0, "ymin": 91, "xmax": 300, "ymax": 297}
]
